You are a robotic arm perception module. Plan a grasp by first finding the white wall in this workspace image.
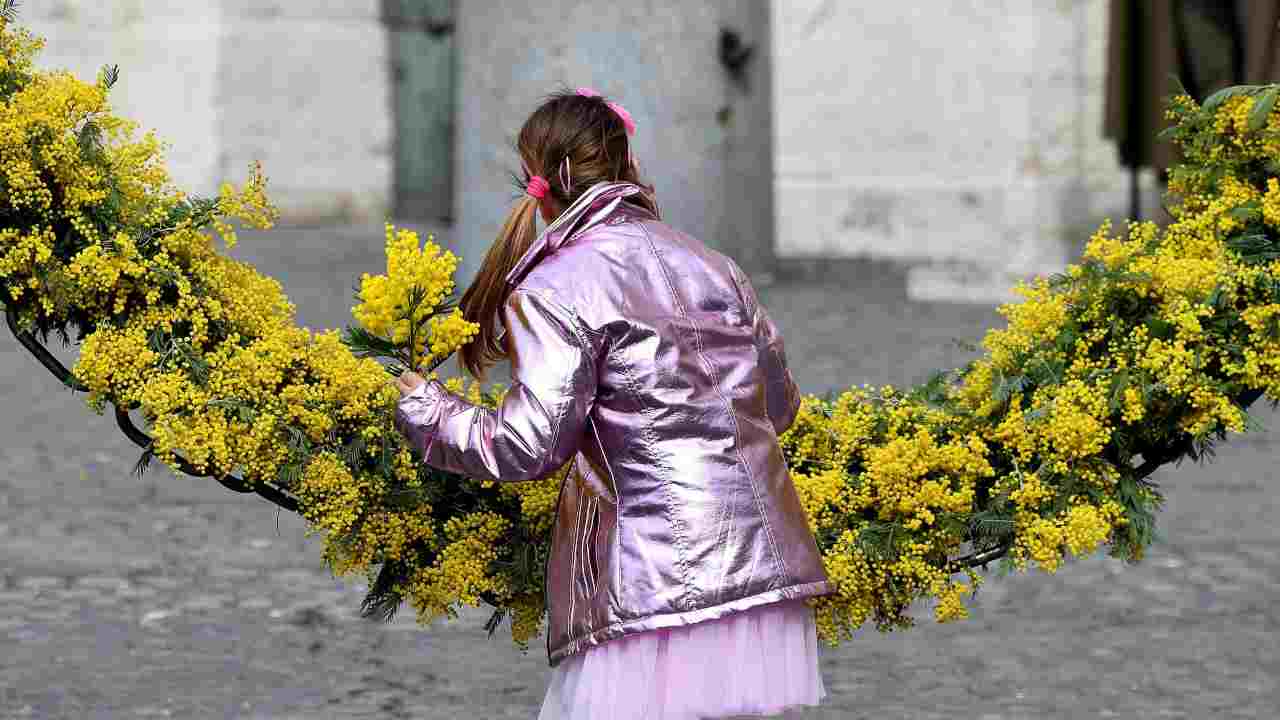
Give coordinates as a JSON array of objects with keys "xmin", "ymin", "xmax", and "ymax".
[
  {"xmin": 24, "ymin": 0, "xmax": 1150, "ymax": 303},
  {"xmin": 772, "ymin": 0, "xmax": 1154, "ymax": 303},
  {"xmin": 452, "ymin": 1, "xmax": 775, "ymax": 290},
  {"xmin": 27, "ymin": 1, "xmax": 224, "ymax": 198},
  {"xmin": 25, "ymin": 0, "xmax": 392, "ymax": 222},
  {"xmin": 217, "ymin": 1, "xmax": 392, "ymax": 222}
]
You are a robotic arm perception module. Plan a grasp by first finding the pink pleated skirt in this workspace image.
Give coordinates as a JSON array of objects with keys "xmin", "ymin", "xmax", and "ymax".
[{"xmin": 536, "ymin": 598, "xmax": 827, "ymax": 720}]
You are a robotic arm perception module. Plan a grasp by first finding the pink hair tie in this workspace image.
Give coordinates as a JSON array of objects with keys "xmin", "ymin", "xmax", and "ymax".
[
  {"xmin": 526, "ymin": 175, "xmax": 550, "ymax": 199},
  {"xmin": 606, "ymin": 101, "xmax": 637, "ymax": 136},
  {"xmin": 576, "ymin": 86, "xmax": 637, "ymax": 136}
]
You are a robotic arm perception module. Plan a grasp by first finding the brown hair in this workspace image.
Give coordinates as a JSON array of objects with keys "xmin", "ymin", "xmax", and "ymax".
[{"xmin": 457, "ymin": 88, "xmax": 660, "ymax": 381}]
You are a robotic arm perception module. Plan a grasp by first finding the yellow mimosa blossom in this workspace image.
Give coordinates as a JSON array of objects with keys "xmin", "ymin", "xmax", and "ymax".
[{"xmin": 6, "ymin": 17, "xmax": 1280, "ymax": 652}]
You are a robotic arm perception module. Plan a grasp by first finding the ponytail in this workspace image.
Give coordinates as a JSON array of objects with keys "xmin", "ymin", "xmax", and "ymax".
[
  {"xmin": 458, "ymin": 194, "xmax": 540, "ymax": 380},
  {"xmin": 457, "ymin": 87, "xmax": 660, "ymax": 380}
]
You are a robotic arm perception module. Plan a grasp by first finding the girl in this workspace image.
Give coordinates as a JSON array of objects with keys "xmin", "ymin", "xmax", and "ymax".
[{"xmin": 394, "ymin": 88, "xmax": 831, "ymax": 719}]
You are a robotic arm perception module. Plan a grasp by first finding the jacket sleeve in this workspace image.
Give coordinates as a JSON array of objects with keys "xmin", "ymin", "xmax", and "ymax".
[
  {"xmin": 728, "ymin": 259, "xmax": 802, "ymax": 436},
  {"xmin": 394, "ymin": 288, "xmax": 598, "ymax": 482}
]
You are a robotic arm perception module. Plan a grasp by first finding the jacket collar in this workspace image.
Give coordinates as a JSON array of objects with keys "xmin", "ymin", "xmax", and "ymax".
[{"xmin": 505, "ymin": 181, "xmax": 652, "ymax": 287}]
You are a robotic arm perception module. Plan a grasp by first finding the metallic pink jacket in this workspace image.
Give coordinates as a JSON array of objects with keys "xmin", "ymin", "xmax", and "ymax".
[{"xmin": 396, "ymin": 181, "xmax": 831, "ymax": 667}]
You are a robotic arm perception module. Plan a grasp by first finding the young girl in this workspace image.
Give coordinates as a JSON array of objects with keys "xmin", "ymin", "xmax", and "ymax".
[{"xmin": 394, "ymin": 88, "xmax": 831, "ymax": 719}]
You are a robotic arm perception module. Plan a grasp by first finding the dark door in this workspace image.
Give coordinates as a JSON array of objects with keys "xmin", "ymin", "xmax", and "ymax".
[{"xmin": 384, "ymin": 0, "xmax": 455, "ymax": 223}]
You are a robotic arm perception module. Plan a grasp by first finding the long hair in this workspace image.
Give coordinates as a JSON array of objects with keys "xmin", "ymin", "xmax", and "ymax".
[{"xmin": 458, "ymin": 88, "xmax": 660, "ymax": 380}]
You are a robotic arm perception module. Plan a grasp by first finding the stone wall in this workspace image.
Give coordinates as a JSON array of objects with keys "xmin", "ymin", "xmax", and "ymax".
[
  {"xmin": 27, "ymin": 1, "xmax": 225, "ymax": 198},
  {"xmin": 216, "ymin": 1, "xmax": 393, "ymax": 223},
  {"xmin": 772, "ymin": 0, "xmax": 1160, "ymax": 302},
  {"xmin": 25, "ymin": 0, "xmax": 393, "ymax": 223},
  {"xmin": 22, "ymin": 1, "xmax": 1153, "ymax": 303},
  {"xmin": 26, "ymin": 1, "xmax": 775, "ymax": 286},
  {"xmin": 451, "ymin": 0, "xmax": 775, "ymax": 287}
]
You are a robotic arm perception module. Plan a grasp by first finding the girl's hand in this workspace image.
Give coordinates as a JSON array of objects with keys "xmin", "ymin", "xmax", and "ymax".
[{"xmin": 396, "ymin": 370, "xmax": 427, "ymax": 398}]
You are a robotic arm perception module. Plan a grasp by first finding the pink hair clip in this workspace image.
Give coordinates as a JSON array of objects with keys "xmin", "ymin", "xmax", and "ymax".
[
  {"xmin": 526, "ymin": 175, "xmax": 550, "ymax": 199},
  {"xmin": 576, "ymin": 86, "xmax": 636, "ymax": 136},
  {"xmin": 559, "ymin": 156, "xmax": 572, "ymax": 190},
  {"xmin": 607, "ymin": 101, "xmax": 636, "ymax": 136}
]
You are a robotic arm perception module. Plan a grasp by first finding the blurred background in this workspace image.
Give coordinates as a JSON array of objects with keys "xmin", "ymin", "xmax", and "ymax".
[
  {"xmin": 28, "ymin": 0, "xmax": 1275, "ymax": 302},
  {"xmin": 4, "ymin": 2, "xmax": 1280, "ymax": 719}
]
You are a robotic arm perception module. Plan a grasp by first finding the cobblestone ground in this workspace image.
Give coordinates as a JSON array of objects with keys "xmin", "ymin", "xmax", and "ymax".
[{"xmin": 2, "ymin": 226, "xmax": 1278, "ymax": 719}]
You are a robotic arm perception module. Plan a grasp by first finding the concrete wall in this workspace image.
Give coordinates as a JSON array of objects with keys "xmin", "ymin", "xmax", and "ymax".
[
  {"xmin": 24, "ymin": 1, "xmax": 1152, "ymax": 304},
  {"xmin": 216, "ymin": 1, "xmax": 392, "ymax": 223},
  {"xmin": 25, "ymin": 0, "xmax": 393, "ymax": 223},
  {"xmin": 26, "ymin": 1, "xmax": 775, "ymax": 286},
  {"xmin": 772, "ymin": 0, "xmax": 1157, "ymax": 303},
  {"xmin": 451, "ymin": 0, "xmax": 775, "ymax": 288},
  {"xmin": 27, "ymin": 1, "xmax": 224, "ymax": 198}
]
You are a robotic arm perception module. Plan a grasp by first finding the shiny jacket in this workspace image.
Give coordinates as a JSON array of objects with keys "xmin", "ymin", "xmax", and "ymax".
[{"xmin": 396, "ymin": 181, "xmax": 831, "ymax": 667}]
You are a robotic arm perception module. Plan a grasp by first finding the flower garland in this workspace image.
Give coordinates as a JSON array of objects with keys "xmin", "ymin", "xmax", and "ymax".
[{"xmin": 3, "ymin": 14, "xmax": 1280, "ymax": 652}]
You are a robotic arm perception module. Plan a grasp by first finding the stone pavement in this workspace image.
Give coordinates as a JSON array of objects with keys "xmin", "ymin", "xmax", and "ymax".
[{"xmin": 1, "ymin": 225, "xmax": 1278, "ymax": 719}]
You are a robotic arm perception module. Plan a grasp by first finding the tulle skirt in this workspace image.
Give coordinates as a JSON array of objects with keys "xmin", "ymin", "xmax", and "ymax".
[{"xmin": 536, "ymin": 598, "xmax": 826, "ymax": 720}]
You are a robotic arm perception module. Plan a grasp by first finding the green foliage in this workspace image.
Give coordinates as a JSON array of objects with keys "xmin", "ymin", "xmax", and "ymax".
[
  {"xmin": 98, "ymin": 64, "xmax": 119, "ymax": 90},
  {"xmin": 1202, "ymin": 84, "xmax": 1269, "ymax": 114},
  {"xmin": 9, "ymin": 4, "xmax": 1280, "ymax": 648},
  {"xmin": 1226, "ymin": 230, "xmax": 1280, "ymax": 264}
]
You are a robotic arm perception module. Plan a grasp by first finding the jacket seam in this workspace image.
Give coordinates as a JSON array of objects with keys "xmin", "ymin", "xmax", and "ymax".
[
  {"xmin": 727, "ymin": 257, "xmax": 764, "ymax": 339},
  {"xmin": 524, "ymin": 285, "xmax": 619, "ymax": 629},
  {"xmin": 731, "ymin": 259, "xmax": 794, "ymax": 436},
  {"xmin": 511, "ymin": 287, "xmax": 592, "ymax": 476},
  {"xmin": 638, "ymin": 226, "xmax": 793, "ymax": 590},
  {"xmin": 567, "ymin": 475, "xmax": 583, "ymax": 630},
  {"xmin": 512, "ymin": 287, "xmax": 596, "ymax": 637},
  {"xmin": 584, "ymin": 496, "xmax": 600, "ymax": 597},
  {"xmin": 635, "ymin": 224, "xmax": 705, "ymax": 610},
  {"xmin": 708, "ymin": 488, "xmax": 734, "ymax": 606},
  {"xmin": 621, "ymin": 364, "xmax": 664, "ymax": 609},
  {"xmin": 727, "ymin": 258, "xmax": 756, "ymax": 329},
  {"xmin": 729, "ymin": 259, "xmax": 795, "ymax": 576},
  {"xmin": 610, "ymin": 347, "xmax": 650, "ymax": 625},
  {"xmin": 586, "ymin": 288, "xmax": 638, "ymax": 592},
  {"xmin": 544, "ymin": 461, "xmax": 575, "ymax": 662},
  {"xmin": 564, "ymin": 308, "xmax": 605, "ymax": 604}
]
